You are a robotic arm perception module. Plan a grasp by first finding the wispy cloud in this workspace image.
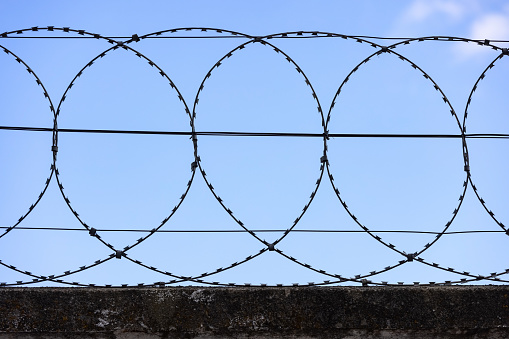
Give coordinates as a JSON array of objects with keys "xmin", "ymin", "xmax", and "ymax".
[
  {"xmin": 469, "ymin": 13, "xmax": 509, "ymax": 40},
  {"xmin": 455, "ymin": 10, "xmax": 509, "ymax": 59},
  {"xmin": 401, "ymin": 0, "xmax": 469, "ymax": 24},
  {"xmin": 393, "ymin": 0, "xmax": 509, "ymax": 59}
]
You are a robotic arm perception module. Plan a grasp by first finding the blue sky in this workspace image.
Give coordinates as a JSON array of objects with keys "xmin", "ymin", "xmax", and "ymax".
[{"xmin": 0, "ymin": 0, "xmax": 508, "ymax": 286}]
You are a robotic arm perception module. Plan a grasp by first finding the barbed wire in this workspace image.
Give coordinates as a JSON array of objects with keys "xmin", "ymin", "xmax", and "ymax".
[{"xmin": 0, "ymin": 26, "xmax": 507, "ymax": 287}]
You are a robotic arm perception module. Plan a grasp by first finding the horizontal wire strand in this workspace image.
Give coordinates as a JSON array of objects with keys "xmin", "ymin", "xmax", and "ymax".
[
  {"xmin": 0, "ymin": 226, "xmax": 505, "ymax": 235},
  {"xmin": 1, "ymin": 35, "xmax": 509, "ymax": 42},
  {"xmin": 1, "ymin": 126, "xmax": 508, "ymax": 138}
]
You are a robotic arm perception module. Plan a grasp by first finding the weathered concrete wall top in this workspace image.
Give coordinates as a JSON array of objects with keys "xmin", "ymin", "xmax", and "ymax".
[{"xmin": 1, "ymin": 286, "xmax": 509, "ymax": 338}]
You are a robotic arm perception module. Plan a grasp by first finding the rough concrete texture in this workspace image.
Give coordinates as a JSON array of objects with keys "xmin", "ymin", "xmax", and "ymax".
[{"xmin": 0, "ymin": 286, "xmax": 509, "ymax": 338}]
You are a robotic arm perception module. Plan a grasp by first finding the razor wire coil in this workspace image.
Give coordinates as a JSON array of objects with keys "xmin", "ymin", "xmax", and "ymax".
[{"xmin": 0, "ymin": 26, "xmax": 508, "ymax": 287}]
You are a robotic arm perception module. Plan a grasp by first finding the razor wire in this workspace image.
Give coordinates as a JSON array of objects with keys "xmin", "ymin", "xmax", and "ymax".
[{"xmin": 0, "ymin": 26, "xmax": 508, "ymax": 287}]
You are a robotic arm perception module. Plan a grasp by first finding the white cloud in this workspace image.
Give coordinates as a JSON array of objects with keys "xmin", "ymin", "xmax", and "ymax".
[
  {"xmin": 454, "ymin": 12, "xmax": 509, "ymax": 59},
  {"xmin": 401, "ymin": 0, "xmax": 469, "ymax": 24},
  {"xmin": 394, "ymin": 0, "xmax": 509, "ymax": 59},
  {"xmin": 390, "ymin": 0, "xmax": 478, "ymax": 37},
  {"xmin": 470, "ymin": 13, "xmax": 509, "ymax": 40}
]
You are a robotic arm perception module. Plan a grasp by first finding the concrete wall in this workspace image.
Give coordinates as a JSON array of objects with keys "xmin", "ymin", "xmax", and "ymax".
[{"xmin": 1, "ymin": 286, "xmax": 509, "ymax": 338}]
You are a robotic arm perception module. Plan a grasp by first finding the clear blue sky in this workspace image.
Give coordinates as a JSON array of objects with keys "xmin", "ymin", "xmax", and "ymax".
[{"xmin": 0, "ymin": 0, "xmax": 508, "ymax": 286}]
